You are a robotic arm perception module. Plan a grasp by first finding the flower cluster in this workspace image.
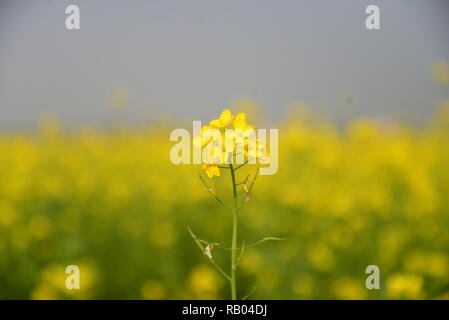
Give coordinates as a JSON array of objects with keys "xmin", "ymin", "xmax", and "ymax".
[{"xmin": 194, "ymin": 109, "xmax": 270, "ymax": 178}]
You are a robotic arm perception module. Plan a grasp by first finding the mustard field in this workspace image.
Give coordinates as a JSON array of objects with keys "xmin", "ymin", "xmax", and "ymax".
[{"xmin": 1, "ymin": 106, "xmax": 449, "ymax": 299}]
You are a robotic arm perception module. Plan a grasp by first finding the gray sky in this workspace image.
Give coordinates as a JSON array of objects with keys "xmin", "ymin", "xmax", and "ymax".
[{"xmin": 0, "ymin": 0, "xmax": 448, "ymax": 128}]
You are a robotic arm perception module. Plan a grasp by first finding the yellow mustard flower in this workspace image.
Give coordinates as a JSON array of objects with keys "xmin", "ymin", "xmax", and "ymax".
[
  {"xmin": 197, "ymin": 109, "xmax": 270, "ymax": 178},
  {"xmin": 210, "ymin": 109, "xmax": 233, "ymax": 128},
  {"xmin": 202, "ymin": 164, "xmax": 220, "ymax": 178},
  {"xmin": 233, "ymin": 112, "xmax": 246, "ymax": 129}
]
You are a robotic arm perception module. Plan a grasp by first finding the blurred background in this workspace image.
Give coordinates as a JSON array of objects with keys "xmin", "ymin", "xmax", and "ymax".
[{"xmin": 0, "ymin": 0, "xmax": 449, "ymax": 299}]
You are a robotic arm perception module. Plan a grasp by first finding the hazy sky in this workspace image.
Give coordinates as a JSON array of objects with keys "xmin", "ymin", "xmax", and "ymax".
[{"xmin": 0, "ymin": 0, "xmax": 448, "ymax": 128}]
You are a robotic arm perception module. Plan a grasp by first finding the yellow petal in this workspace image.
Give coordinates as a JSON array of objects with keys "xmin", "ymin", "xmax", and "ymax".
[
  {"xmin": 201, "ymin": 125, "xmax": 212, "ymax": 134},
  {"xmin": 233, "ymin": 113, "xmax": 254, "ymax": 131},
  {"xmin": 202, "ymin": 164, "xmax": 220, "ymax": 178},
  {"xmin": 234, "ymin": 112, "xmax": 246, "ymax": 122},
  {"xmin": 210, "ymin": 165, "xmax": 220, "ymax": 177},
  {"xmin": 233, "ymin": 119, "xmax": 245, "ymax": 130},
  {"xmin": 219, "ymin": 109, "xmax": 233, "ymax": 126},
  {"xmin": 209, "ymin": 119, "xmax": 224, "ymax": 128}
]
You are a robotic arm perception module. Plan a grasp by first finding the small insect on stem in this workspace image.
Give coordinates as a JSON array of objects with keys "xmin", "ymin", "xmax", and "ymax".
[{"xmin": 204, "ymin": 243, "xmax": 220, "ymax": 259}]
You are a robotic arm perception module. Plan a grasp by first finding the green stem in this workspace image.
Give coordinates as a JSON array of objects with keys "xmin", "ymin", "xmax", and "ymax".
[{"xmin": 229, "ymin": 164, "xmax": 238, "ymax": 300}]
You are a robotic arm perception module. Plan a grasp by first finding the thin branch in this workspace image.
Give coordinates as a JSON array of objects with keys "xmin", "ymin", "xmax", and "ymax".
[
  {"xmin": 236, "ymin": 175, "xmax": 250, "ymax": 186},
  {"xmin": 247, "ymin": 167, "xmax": 260, "ymax": 193},
  {"xmin": 198, "ymin": 174, "xmax": 233, "ymax": 212},
  {"xmin": 187, "ymin": 226, "xmax": 205, "ymax": 251},
  {"xmin": 237, "ymin": 167, "xmax": 260, "ymax": 210},
  {"xmin": 234, "ymin": 160, "xmax": 249, "ymax": 171},
  {"xmin": 241, "ymin": 286, "xmax": 257, "ymax": 300},
  {"xmin": 213, "ymin": 237, "xmax": 285, "ymax": 251},
  {"xmin": 187, "ymin": 227, "xmax": 232, "ymax": 282}
]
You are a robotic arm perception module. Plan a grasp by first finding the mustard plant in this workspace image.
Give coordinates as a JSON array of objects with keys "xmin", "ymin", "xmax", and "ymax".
[{"xmin": 187, "ymin": 109, "xmax": 283, "ymax": 300}]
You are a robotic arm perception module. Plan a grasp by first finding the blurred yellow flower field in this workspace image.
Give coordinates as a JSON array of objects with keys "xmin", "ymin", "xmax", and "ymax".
[{"xmin": 1, "ymin": 105, "xmax": 449, "ymax": 299}]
